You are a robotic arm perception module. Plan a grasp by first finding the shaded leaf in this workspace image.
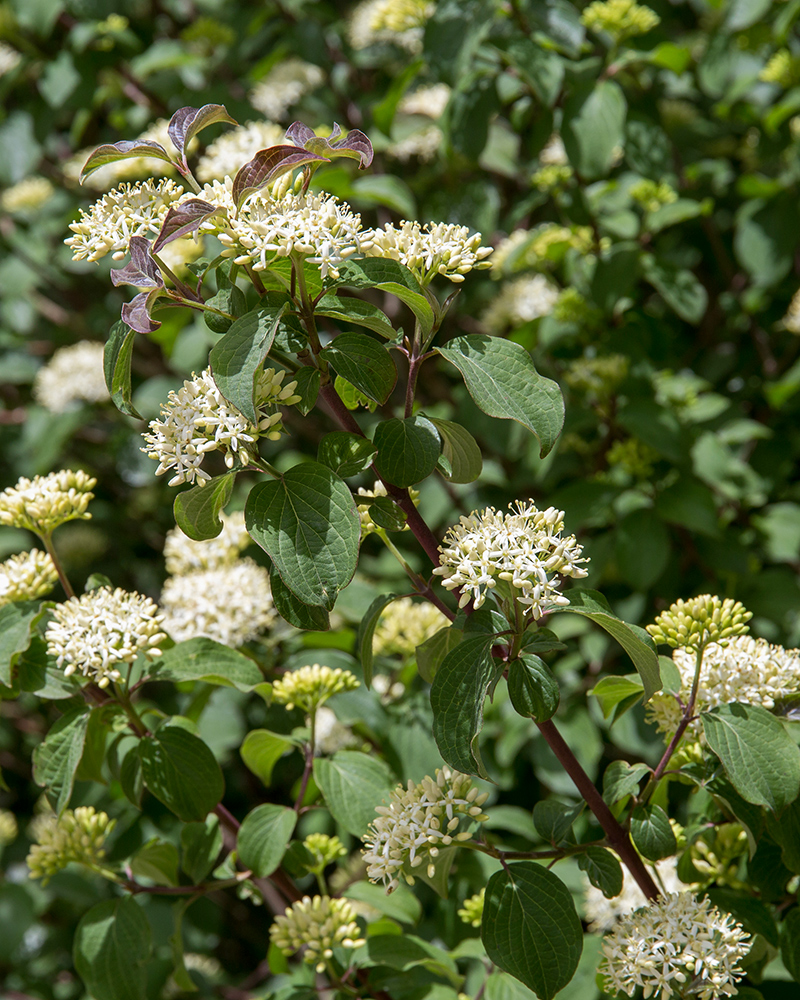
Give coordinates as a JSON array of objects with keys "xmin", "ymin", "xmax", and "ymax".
[
  {"xmin": 110, "ymin": 236, "xmax": 163, "ymax": 289},
  {"xmin": 313, "ymin": 751, "xmax": 396, "ymax": 836},
  {"xmin": 429, "ymin": 418, "xmax": 482, "ymax": 483},
  {"xmin": 373, "ymin": 415, "xmax": 442, "ymax": 487},
  {"xmin": 104, "ymin": 320, "xmax": 141, "ymax": 418},
  {"xmin": 153, "ymin": 199, "xmax": 219, "ymax": 253},
  {"xmin": 80, "ymin": 140, "xmax": 173, "ymax": 184},
  {"xmin": 507, "ymin": 655, "xmax": 560, "ymax": 723},
  {"xmin": 240, "ymin": 729, "xmax": 297, "ymax": 787},
  {"xmin": 73, "ymin": 898, "xmax": 152, "ymax": 1000},
  {"xmin": 139, "ymin": 726, "xmax": 224, "ymax": 821},
  {"xmin": 630, "ymin": 804, "xmax": 677, "ymax": 861},
  {"xmin": 357, "ymin": 594, "xmax": 401, "ymax": 688},
  {"xmin": 173, "ymin": 473, "xmax": 235, "ymax": 541},
  {"xmin": 317, "ymin": 432, "xmax": 377, "ymax": 478},
  {"xmin": 237, "ymin": 803, "xmax": 296, "ymax": 877},
  {"xmin": 578, "ymin": 847, "xmax": 623, "ymax": 899},
  {"xmin": 270, "ymin": 572, "xmax": 331, "ymax": 631},
  {"xmin": 233, "ymin": 146, "xmax": 328, "ymax": 209},
  {"xmin": 319, "ymin": 332, "xmax": 397, "ymax": 404},
  {"xmin": 32, "ymin": 706, "xmax": 91, "ymax": 815}
]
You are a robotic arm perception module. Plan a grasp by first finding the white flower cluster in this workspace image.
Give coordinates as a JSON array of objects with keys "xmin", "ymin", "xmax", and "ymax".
[
  {"xmin": 1, "ymin": 177, "xmax": 54, "ymax": 213},
  {"xmin": 599, "ymin": 893, "xmax": 750, "ymax": 1000},
  {"xmin": 33, "ymin": 342, "xmax": 110, "ymax": 413},
  {"xmin": 399, "ymin": 83, "xmax": 451, "ymax": 118},
  {"xmin": 65, "ymin": 178, "xmax": 185, "ymax": 262},
  {"xmin": 141, "ymin": 367, "xmax": 300, "ymax": 487},
  {"xmin": 782, "ymin": 288, "xmax": 800, "ymax": 334},
  {"xmin": 490, "ymin": 229, "xmax": 532, "ymax": 275},
  {"xmin": 26, "ymin": 806, "xmax": 115, "ymax": 884},
  {"xmin": 364, "ymin": 220, "xmax": 493, "ymax": 284},
  {"xmin": 196, "ymin": 120, "xmax": 285, "ymax": 183},
  {"xmin": 373, "ymin": 597, "xmax": 449, "ymax": 658},
  {"xmin": 388, "ymin": 125, "xmax": 442, "ymax": 163},
  {"xmin": 349, "ymin": 0, "xmax": 434, "ymax": 53},
  {"xmin": 160, "ymin": 558, "xmax": 275, "ymax": 647},
  {"xmin": 433, "ymin": 500, "xmax": 589, "ymax": 618},
  {"xmin": 249, "ymin": 59, "xmax": 324, "ymax": 120},
  {"xmin": 314, "ymin": 706, "xmax": 357, "ymax": 755},
  {"xmin": 362, "ymin": 768, "xmax": 489, "ymax": 893},
  {"xmin": 0, "ymin": 469, "xmax": 97, "ymax": 536},
  {"xmin": 539, "ymin": 134, "xmax": 568, "ymax": 166},
  {"xmin": 648, "ymin": 635, "xmax": 800, "ymax": 736},
  {"xmin": 269, "ymin": 895, "xmax": 366, "ymax": 973},
  {"xmin": 482, "ymin": 274, "xmax": 560, "ymax": 333},
  {"xmin": 163, "ymin": 510, "xmax": 250, "ymax": 575},
  {"xmin": 584, "ymin": 856, "xmax": 684, "ymax": 933},
  {"xmin": 0, "ymin": 41, "xmax": 21, "ymax": 77},
  {"xmin": 45, "ymin": 586, "xmax": 167, "ymax": 688},
  {"xmin": 217, "ymin": 187, "xmax": 369, "ymax": 280},
  {"xmin": 0, "ymin": 549, "xmax": 58, "ymax": 607}
]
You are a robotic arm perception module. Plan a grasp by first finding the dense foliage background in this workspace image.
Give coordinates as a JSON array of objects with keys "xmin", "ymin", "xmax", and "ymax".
[{"xmin": 2, "ymin": 0, "xmax": 800, "ymax": 997}]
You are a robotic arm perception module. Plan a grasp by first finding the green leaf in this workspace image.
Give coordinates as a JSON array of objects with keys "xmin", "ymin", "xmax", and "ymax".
[
  {"xmin": 173, "ymin": 473, "xmax": 235, "ymax": 542},
  {"xmin": 269, "ymin": 572, "xmax": 331, "ymax": 631},
  {"xmin": 80, "ymin": 140, "xmax": 174, "ymax": 184},
  {"xmin": 335, "ymin": 258, "xmax": 434, "ymax": 335},
  {"xmin": 293, "ymin": 366, "xmax": 321, "ymax": 415},
  {"xmin": 73, "ymin": 897, "xmax": 152, "ymax": 1000},
  {"xmin": 317, "ymin": 432, "xmax": 377, "ymax": 478},
  {"xmin": 246, "ymin": 462, "xmax": 361, "ymax": 610},
  {"xmin": 562, "ymin": 80, "xmax": 626, "ymax": 180},
  {"xmin": 366, "ymin": 935, "xmax": 461, "ymax": 987},
  {"xmin": 482, "ymin": 863, "xmax": 583, "ymax": 1000},
  {"xmin": 319, "ymin": 332, "xmax": 397, "ymax": 404},
  {"xmin": 0, "ymin": 600, "xmax": 49, "ymax": 687},
  {"xmin": 429, "ymin": 418, "xmax": 483, "ymax": 484},
  {"xmin": 181, "ymin": 816, "xmax": 223, "ymax": 883},
  {"xmin": 701, "ymin": 703, "xmax": 800, "ymax": 813},
  {"xmin": 149, "ymin": 637, "xmax": 263, "ymax": 691},
  {"xmin": 630, "ymin": 804, "xmax": 677, "ymax": 861},
  {"xmin": 32, "ymin": 706, "xmax": 91, "ymax": 815},
  {"xmin": 313, "ymin": 750, "xmax": 396, "ymax": 836},
  {"xmin": 139, "ymin": 726, "xmax": 224, "ymax": 822},
  {"xmin": 589, "ymin": 674, "xmax": 644, "ymax": 721},
  {"xmin": 130, "ymin": 839, "xmax": 180, "ymax": 887},
  {"xmin": 502, "ymin": 38, "xmax": 564, "ymax": 107},
  {"xmin": 448, "ymin": 73, "xmax": 498, "ymax": 161},
  {"xmin": 315, "ymin": 293, "xmax": 398, "ymax": 340},
  {"xmin": 437, "ymin": 335, "xmax": 564, "ymax": 458},
  {"xmin": 351, "ymin": 175, "xmax": 416, "ymax": 218},
  {"xmin": 559, "ymin": 589, "xmax": 660, "ymax": 701},
  {"xmin": 167, "ymin": 104, "xmax": 237, "ymax": 158},
  {"xmin": 237, "ymin": 803, "xmax": 297, "ymax": 877},
  {"xmin": 167, "ymin": 898, "xmax": 196, "ymax": 993},
  {"xmin": 577, "ymin": 847, "xmax": 623, "ymax": 899},
  {"xmin": 780, "ymin": 907, "xmax": 800, "ymax": 983},
  {"xmin": 614, "ymin": 508, "xmax": 670, "ymax": 590},
  {"xmin": 344, "ymin": 880, "xmax": 421, "ymax": 925},
  {"xmin": 735, "ymin": 194, "xmax": 800, "ymax": 287},
  {"xmin": 103, "ymin": 321, "xmax": 141, "ymax": 418},
  {"xmin": 240, "ymin": 729, "xmax": 296, "ymax": 787},
  {"xmin": 507, "ymin": 655, "xmax": 560, "ymax": 723},
  {"xmin": 367, "ymin": 496, "xmax": 407, "ymax": 531},
  {"xmin": 642, "ymin": 257, "xmax": 708, "ymax": 325},
  {"xmin": 602, "ymin": 761, "xmax": 650, "ymax": 805},
  {"xmin": 416, "ymin": 625, "xmax": 463, "ymax": 684},
  {"xmin": 430, "ymin": 633, "xmax": 498, "ymax": 779},
  {"xmin": 357, "ymin": 594, "xmax": 401, "ymax": 689},
  {"xmin": 373, "ymin": 416, "xmax": 442, "ymax": 488},
  {"xmin": 209, "ymin": 301, "xmax": 289, "ymax": 424},
  {"xmin": 532, "ymin": 800, "xmax": 583, "ymax": 845}
]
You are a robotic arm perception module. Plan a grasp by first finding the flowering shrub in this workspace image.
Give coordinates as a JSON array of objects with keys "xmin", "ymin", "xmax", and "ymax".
[{"xmin": 2, "ymin": 2, "xmax": 800, "ymax": 1000}]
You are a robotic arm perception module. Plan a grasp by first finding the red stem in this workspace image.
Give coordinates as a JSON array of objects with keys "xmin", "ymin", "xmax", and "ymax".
[{"xmin": 536, "ymin": 719, "xmax": 660, "ymax": 901}]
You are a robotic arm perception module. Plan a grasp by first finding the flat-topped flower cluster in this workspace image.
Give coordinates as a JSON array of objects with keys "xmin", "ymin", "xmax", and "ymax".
[
  {"xmin": 434, "ymin": 500, "xmax": 589, "ymax": 619},
  {"xmin": 0, "ymin": 469, "xmax": 96, "ymax": 536}
]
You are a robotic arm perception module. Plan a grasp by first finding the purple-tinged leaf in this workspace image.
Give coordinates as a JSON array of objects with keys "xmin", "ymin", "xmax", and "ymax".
[
  {"xmin": 167, "ymin": 104, "xmax": 237, "ymax": 159},
  {"xmin": 111, "ymin": 236, "xmax": 164, "ymax": 289},
  {"xmin": 284, "ymin": 121, "xmax": 374, "ymax": 169},
  {"xmin": 153, "ymin": 199, "xmax": 219, "ymax": 253},
  {"xmin": 232, "ymin": 146, "xmax": 329, "ymax": 209},
  {"xmin": 79, "ymin": 140, "xmax": 174, "ymax": 184},
  {"xmin": 122, "ymin": 288, "xmax": 163, "ymax": 334}
]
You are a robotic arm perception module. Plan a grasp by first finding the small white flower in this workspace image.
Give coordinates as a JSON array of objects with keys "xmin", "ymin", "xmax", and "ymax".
[
  {"xmin": 599, "ymin": 892, "xmax": 750, "ymax": 1000},
  {"xmin": 388, "ymin": 125, "xmax": 443, "ymax": 163},
  {"xmin": 0, "ymin": 469, "xmax": 96, "ymax": 536},
  {"xmin": 433, "ymin": 500, "xmax": 589, "ymax": 619},
  {"xmin": 0, "ymin": 41, "xmax": 22, "ymax": 77},
  {"xmin": 363, "ymin": 219, "xmax": 493, "ymax": 284},
  {"xmin": 33, "ymin": 342, "xmax": 109, "ymax": 413},
  {"xmin": 584, "ymin": 856, "xmax": 684, "ymax": 933},
  {"xmin": 249, "ymin": 59, "xmax": 324, "ymax": 120},
  {"xmin": 270, "ymin": 895, "xmax": 365, "ymax": 973},
  {"xmin": 1, "ymin": 177, "xmax": 54, "ymax": 213},
  {"xmin": 648, "ymin": 635, "xmax": 800, "ymax": 736},
  {"xmin": 216, "ymin": 188, "xmax": 368, "ymax": 280},
  {"xmin": 482, "ymin": 274, "xmax": 560, "ymax": 333},
  {"xmin": 196, "ymin": 120, "xmax": 286, "ymax": 183},
  {"xmin": 0, "ymin": 549, "xmax": 58, "ymax": 607},
  {"xmin": 539, "ymin": 134, "xmax": 568, "ymax": 166},
  {"xmin": 362, "ymin": 768, "xmax": 489, "ymax": 893},
  {"xmin": 65, "ymin": 178, "xmax": 185, "ymax": 262},
  {"xmin": 163, "ymin": 510, "xmax": 251, "ymax": 575},
  {"xmin": 45, "ymin": 586, "xmax": 167, "ymax": 688},
  {"xmin": 398, "ymin": 84, "xmax": 451, "ymax": 119},
  {"xmin": 160, "ymin": 558, "xmax": 276, "ymax": 647},
  {"xmin": 141, "ymin": 367, "xmax": 300, "ymax": 487}
]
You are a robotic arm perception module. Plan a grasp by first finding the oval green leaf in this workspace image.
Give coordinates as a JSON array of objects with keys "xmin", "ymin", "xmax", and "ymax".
[
  {"xmin": 373, "ymin": 415, "xmax": 442, "ymax": 488},
  {"xmin": 319, "ymin": 332, "xmax": 397, "ymax": 404},
  {"xmin": 237, "ymin": 803, "xmax": 297, "ymax": 877},
  {"xmin": 313, "ymin": 750, "xmax": 396, "ymax": 836},
  {"xmin": 74, "ymin": 897, "xmax": 152, "ymax": 1000},
  {"xmin": 139, "ymin": 726, "xmax": 224, "ymax": 822},
  {"xmin": 173, "ymin": 472, "xmax": 235, "ymax": 541}
]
